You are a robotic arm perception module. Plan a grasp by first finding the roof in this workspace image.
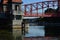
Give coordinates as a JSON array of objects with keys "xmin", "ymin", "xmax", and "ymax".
[
  {"xmin": 3, "ymin": 0, "xmax": 8, "ymax": 4},
  {"xmin": 3, "ymin": 0, "xmax": 22, "ymax": 4},
  {"xmin": 12, "ymin": 0, "xmax": 22, "ymax": 3}
]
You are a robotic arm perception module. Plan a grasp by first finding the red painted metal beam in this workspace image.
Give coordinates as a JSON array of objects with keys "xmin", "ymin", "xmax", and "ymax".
[
  {"xmin": 30, "ymin": 4, "xmax": 32, "ymax": 16},
  {"xmin": 23, "ymin": 1, "xmax": 57, "ymax": 17},
  {"xmin": 24, "ymin": 5, "xmax": 27, "ymax": 15}
]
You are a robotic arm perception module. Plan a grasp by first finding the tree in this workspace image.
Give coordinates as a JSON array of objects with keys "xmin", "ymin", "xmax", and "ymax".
[{"xmin": 45, "ymin": 8, "xmax": 56, "ymax": 14}]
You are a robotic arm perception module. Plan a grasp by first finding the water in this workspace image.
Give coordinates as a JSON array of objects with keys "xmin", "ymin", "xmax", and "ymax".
[{"xmin": 25, "ymin": 26, "xmax": 45, "ymax": 37}]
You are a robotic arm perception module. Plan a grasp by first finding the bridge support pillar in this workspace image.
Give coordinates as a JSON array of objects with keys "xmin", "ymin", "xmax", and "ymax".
[
  {"xmin": 12, "ymin": 0, "xmax": 24, "ymax": 40},
  {"xmin": 22, "ymin": 21, "xmax": 29, "ymax": 35},
  {"xmin": 25, "ymin": 23, "xmax": 29, "ymax": 33}
]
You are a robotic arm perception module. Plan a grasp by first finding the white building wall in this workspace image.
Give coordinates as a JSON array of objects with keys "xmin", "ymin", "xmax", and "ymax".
[
  {"xmin": 12, "ymin": 3, "xmax": 24, "ymax": 40},
  {"xmin": 12, "ymin": 4, "xmax": 23, "ymax": 26}
]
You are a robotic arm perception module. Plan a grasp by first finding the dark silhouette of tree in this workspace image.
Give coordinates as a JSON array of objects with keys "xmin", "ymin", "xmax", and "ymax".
[
  {"xmin": 45, "ymin": 8, "xmax": 56, "ymax": 14},
  {"xmin": 56, "ymin": 7, "xmax": 60, "ymax": 14}
]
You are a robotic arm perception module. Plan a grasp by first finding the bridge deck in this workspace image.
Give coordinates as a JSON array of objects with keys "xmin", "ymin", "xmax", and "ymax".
[{"xmin": 24, "ymin": 13, "xmax": 52, "ymax": 17}]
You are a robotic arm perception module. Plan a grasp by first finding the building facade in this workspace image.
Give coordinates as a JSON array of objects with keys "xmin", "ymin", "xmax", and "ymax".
[{"xmin": 0, "ymin": 0, "xmax": 24, "ymax": 40}]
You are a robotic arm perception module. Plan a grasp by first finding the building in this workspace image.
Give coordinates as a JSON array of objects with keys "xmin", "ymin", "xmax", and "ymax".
[{"xmin": 0, "ymin": 0, "xmax": 24, "ymax": 40}]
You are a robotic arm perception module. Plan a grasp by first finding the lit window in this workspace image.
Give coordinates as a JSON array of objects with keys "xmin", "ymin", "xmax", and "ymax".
[{"xmin": 3, "ymin": 5, "xmax": 7, "ymax": 12}]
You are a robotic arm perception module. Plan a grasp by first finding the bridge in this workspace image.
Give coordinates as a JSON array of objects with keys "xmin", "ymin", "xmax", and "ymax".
[
  {"xmin": 22, "ymin": 1, "xmax": 58, "ymax": 17},
  {"xmin": 22, "ymin": 0, "xmax": 60, "ymax": 26},
  {"xmin": 0, "ymin": 0, "xmax": 60, "ymax": 40},
  {"xmin": 22, "ymin": 0, "xmax": 60, "ymax": 37}
]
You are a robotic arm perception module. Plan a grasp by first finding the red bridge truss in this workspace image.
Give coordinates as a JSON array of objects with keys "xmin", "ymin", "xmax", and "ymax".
[{"xmin": 22, "ymin": 1, "xmax": 58, "ymax": 17}]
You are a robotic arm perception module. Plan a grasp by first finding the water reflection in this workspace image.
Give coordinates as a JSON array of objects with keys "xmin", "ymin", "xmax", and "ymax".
[
  {"xmin": 0, "ymin": 30, "xmax": 13, "ymax": 40},
  {"xmin": 25, "ymin": 26, "xmax": 45, "ymax": 37}
]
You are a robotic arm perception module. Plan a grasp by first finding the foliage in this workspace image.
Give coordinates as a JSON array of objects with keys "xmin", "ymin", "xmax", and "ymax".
[{"xmin": 45, "ymin": 8, "xmax": 56, "ymax": 14}]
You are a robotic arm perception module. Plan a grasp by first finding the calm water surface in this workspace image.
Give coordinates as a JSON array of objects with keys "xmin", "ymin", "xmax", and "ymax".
[{"xmin": 25, "ymin": 26, "xmax": 45, "ymax": 37}]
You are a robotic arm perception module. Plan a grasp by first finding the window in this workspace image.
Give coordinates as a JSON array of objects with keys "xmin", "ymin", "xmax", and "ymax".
[
  {"xmin": 16, "ymin": 15, "xmax": 22, "ymax": 20},
  {"xmin": 15, "ymin": 5, "xmax": 19, "ymax": 10},
  {"xmin": 3, "ymin": 5, "xmax": 7, "ymax": 12}
]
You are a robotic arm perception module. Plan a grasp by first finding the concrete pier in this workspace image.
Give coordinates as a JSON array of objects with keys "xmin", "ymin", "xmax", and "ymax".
[{"xmin": 25, "ymin": 23, "xmax": 29, "ymax": 33}]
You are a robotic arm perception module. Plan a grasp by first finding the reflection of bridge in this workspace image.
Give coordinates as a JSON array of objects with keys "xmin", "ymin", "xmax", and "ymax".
[{"xmin": 23, "ymin": 1, "xmax": 58, "ymax": 17}]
